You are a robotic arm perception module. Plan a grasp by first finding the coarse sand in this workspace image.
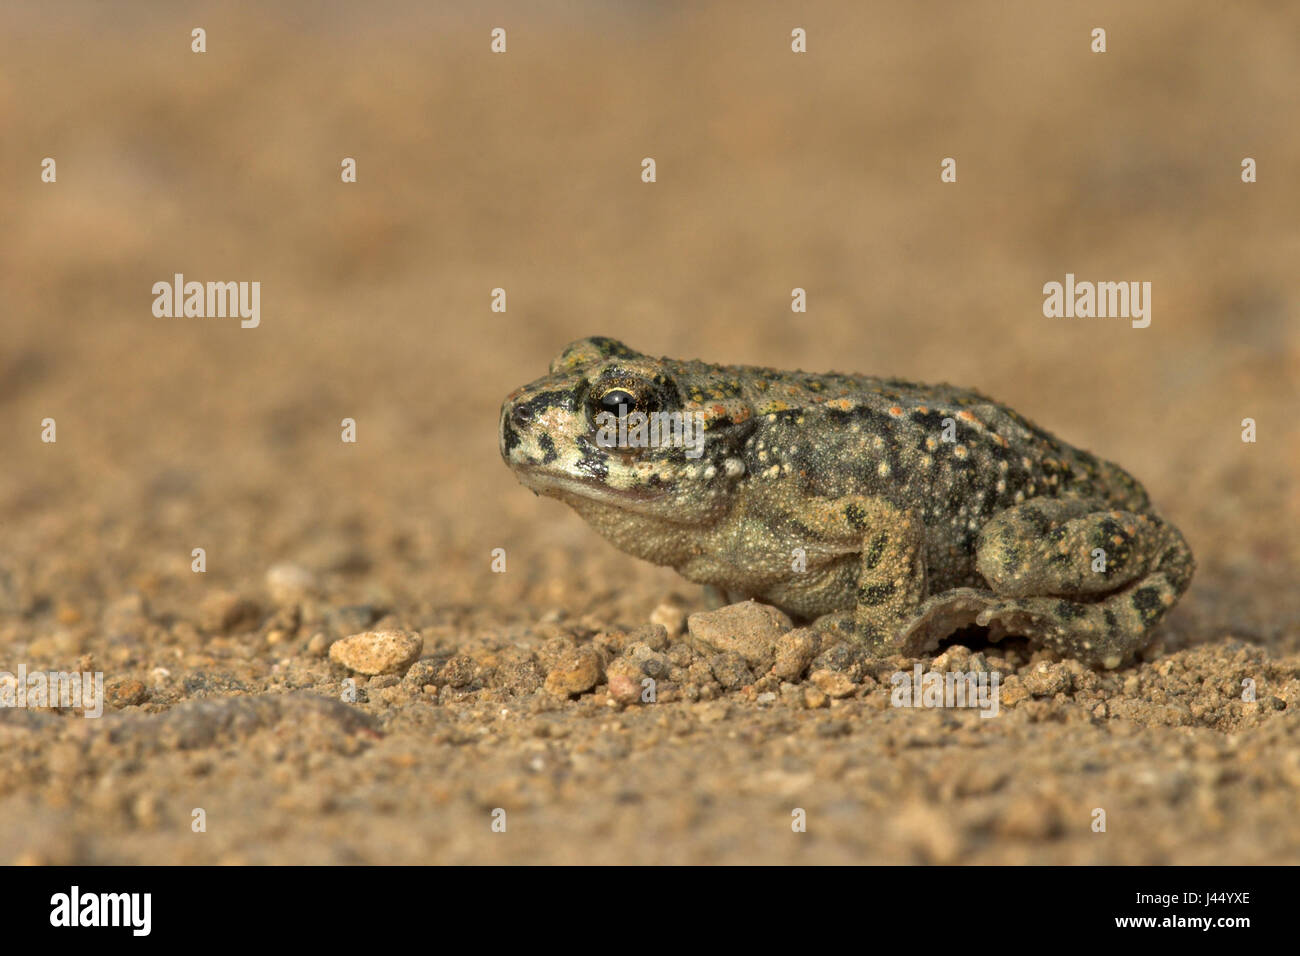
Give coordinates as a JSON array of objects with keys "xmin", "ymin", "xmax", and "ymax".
[{"xmin": 1, "ymin": 1, "xmax": 1296, "ymax": 864}]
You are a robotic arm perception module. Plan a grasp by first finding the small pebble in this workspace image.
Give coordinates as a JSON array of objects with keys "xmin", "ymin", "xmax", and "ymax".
[
  {"xmin": 107, "ymin": 678, "xmax": 149, "ymax": 708},
  {"xmin": 438, "ymin": 655, "xmax": 478, "ymax": 689},
  {"xmin": 708, "ymin": 652, "xmax": 754, "ymax": 691},
  {"xmin": 687, "ymin": 600, "xmax": 791, "ymax": 671},
  {"xmin": 606, "ymin": 658, "xmax": 644, "ymax": 705},
  {"xmin": 329, "ymin": 629, "xmax": 423, "ymax": 676},
  {"xmin": 772, "ymin": 628, "xmax": 819, "ymax": 681},
  {"xmin": 630, "ymin": 622, "xmax": 671, "ymax": 652},
  {"xmin": 803, "ymin": 686, "xmax": 829, "ymax": 709},
  {"xmin": 999, "ymin": 675, "xmax": 1029, "ymax": 707},
  {"xmin": 402, "ymin": 659, "xmax": 441, "ymax": 692},
  {"xmin": 544, "ymin": 645, "xmax": 604, "ymax": 697},
  {"xmin": 649, "ymin": 603, "xmax": 687, "ymax": 639},
  {"xmin": 810, "ymin": 669, "xmax": 857, "ymax": 699}
]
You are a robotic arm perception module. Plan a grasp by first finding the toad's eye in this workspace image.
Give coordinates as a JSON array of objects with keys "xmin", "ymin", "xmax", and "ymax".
[
  {"xmin": 598, "ymin": 388, "xmax": 637, "ymax": 417},
  {"xmin": 589, "ymin": 378, "xmax": 662, "ymax": 427}
]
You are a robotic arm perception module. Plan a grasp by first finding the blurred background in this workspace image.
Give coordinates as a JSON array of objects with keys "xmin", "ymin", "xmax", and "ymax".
[{"xmin": 0, "ymin": 0, "xmax": 1297, "ymax": 863}]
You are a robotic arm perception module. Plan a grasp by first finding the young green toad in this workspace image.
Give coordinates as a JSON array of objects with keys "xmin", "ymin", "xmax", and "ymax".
[{"xmin": 500, "ymin": 337, "xmax": 1194, "ymax": 668}]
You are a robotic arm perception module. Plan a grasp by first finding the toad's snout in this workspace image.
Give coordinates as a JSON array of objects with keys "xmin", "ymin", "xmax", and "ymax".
[{"xmin": 499, "ymin": 397, "xmax": 527, "ymax": 462}]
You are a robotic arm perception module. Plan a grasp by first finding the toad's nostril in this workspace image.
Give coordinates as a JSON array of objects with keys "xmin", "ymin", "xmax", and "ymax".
[{"xmin": 511, "ymin": 404, "xmax": 533, "ymax": 428}]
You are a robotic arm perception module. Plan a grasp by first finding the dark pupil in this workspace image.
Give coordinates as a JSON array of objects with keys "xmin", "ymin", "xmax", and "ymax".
[{"xmin": 600, "ymin": 389, "xmax": 636, "ymax": 417}]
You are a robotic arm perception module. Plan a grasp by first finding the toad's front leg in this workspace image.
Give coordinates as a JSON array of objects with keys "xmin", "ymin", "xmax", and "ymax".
[{"xmin": 794, "ymin": 496, "xmax": 928, "ymax": 653}]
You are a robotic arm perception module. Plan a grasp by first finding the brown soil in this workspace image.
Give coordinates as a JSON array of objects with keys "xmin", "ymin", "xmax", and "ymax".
[{"xmin": 1, "ymin": 1, "xmax": 1297, "ymax": 864}]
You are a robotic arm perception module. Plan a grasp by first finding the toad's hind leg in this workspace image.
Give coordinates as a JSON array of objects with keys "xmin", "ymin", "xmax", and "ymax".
[{"xmin": 973, "ymin": 497, "xmax": 1195, "ymax": 667}]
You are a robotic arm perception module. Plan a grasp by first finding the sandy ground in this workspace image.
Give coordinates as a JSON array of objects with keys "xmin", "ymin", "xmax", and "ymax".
[{"xmin": 1, "ymin": 1, "xmax": 1297, "ymax": 864}]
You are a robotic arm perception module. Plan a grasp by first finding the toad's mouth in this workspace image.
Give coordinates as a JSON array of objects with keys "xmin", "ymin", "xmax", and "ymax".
[{"xmin": 510, "ymin": 462, "xmax": 671, "ymax": 506}]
